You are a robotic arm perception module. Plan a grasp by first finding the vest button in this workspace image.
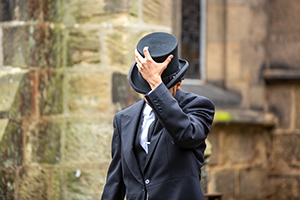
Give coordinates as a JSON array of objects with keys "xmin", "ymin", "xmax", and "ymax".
[{"xmin": 145, "ymin": 179, "xmax": 150, "ymax": 184}]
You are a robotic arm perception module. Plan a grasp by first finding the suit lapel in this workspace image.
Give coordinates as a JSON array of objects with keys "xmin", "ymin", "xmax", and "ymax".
[{"xmin": 121, "ymin": 100, "xmax": 145, "ymax": 184}]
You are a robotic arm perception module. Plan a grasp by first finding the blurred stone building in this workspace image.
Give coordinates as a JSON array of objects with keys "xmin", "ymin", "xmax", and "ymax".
[{"xmin": 0, "ymin": 0, "xmax": 300, "ymax": 200}]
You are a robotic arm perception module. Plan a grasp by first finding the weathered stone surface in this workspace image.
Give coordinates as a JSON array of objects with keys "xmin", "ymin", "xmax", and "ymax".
[
  {"xmin": 112, "ymin": 72, "xmax": 140, "ymax": 112},
  {"xmin": 8, "ymin": 71, "xmax": 36, "ymax": 118},
  {"xmin": 0, "ymin": 69, "xmax": 27, "ymax": 114},
  {"xmin": 17, "ymin": 0, "xmax": 41, "ymax": 22},
  {"xmin": 67, "ymin": 72, "xmax": 110, "ymax": 116},
  {"xmin": 105, "ymin": 29, "xmax": 127, "ymax": 68},
  {"xmin": 267, "ymin": 84, "xmax": 292, "ymax": 129},
  {"xmin": 249, "ymin": 85, "xmax": 265, "ymax": 111},
  {"xmin": 212, "ymin": 169, "xmax": 236, "ymax": 200},
  {"xmin": 226, "ymin": 5, "xmax": 250, "ymax": 41},
  {"xmin": 65, "ymin": 167, "xmax": 106, "ymax": 200},
  {"xmin": 67, "ymin": 26, "xmax": 101, "ymax": 66},
  {"xmin": 220, "ymin": 127, "xmax": 268, "ymax": 165},
  {"xmin": 240, "ymin": 168, "xmax": 267, "ymax": 200},
  {"xmin": 268, "ymin": 0, "xmax": 300, "ymax": 33},
  {"xmin": 266, "ymin": 176, "xmax": 300, "ymax": 200},
  {"xmin": 270, "ymin": 134, "xmax": 300, "ymax": 174},
  {"xmin": 296, "ymin": 85, "xmax": 300, "ymax": 129},
  {"xmin": 241, "ymin": 42, "xmax": 266, "ymax": 85},
  {"xmin": 0, "ymin": 167, "xmax": 15, "ymax": 200},
  {"xmin": 3, "ymin": 25, "xmax": 63, "ymax": 69},
  {"xmin": 18, "ymin": 167, "xmax": 49, "ymax": 200},
  {"xmin": 42, "ymin": 0, "xmax": 63, "ymax": 23},
  {"xmin": 267, "ymin": 0, "xmax": 300, "ymax": 70},
  {"xmin": 64, "ymin": 118, "xmax": 112, "ymax": 164},
  {"xmin": 207, "ymin": 5, "xmax": 225, "ymax": 42},
  {"xmin": 0, "ymin": 119, "xmax": 9, "ymax": 141},
  {"xmin": 127, "ymin": 0, "xmax": 139, "ymax": 23},
  {"xmin": 0, "ymin": 120, "xmax": 23, "ymax": 168},
  {"xmin": 38, "ymin": 70, "xmax": 64, "ymax": 115},
  {"xmin": 64, "ymin": 0, "xmax": 126, "ymax": 25},
  {"xmin": 226, "ymin": 42, "xmax": 241, "ymax": 81},
  {"xmin": 26, "ymin": 119, "xmax": 62, "ymax": 164},
  {"xmin": 206, "ymin": 42, "xmax": 224, "ymax": 82},
  {"xmin": 207, "ymin": 129, "xmax": 219, "ymax": 166},
  {"xmin": 0, "ymin": 0, "xmax": 15, "ymax": 22},
  {"xmin": 143, "ymin": 0, "xmax": 172, "ymax": 26}
]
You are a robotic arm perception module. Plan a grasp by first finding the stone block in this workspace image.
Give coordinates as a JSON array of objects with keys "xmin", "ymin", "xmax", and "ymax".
[
  {"xmin": 65, "ymin": 167, "xmax": 106, "ymax": 200},
  {"xmin": 267, "ymin": 84, "xmax": 292, "ymax": 129},
  {"xmin": 0, "ymin": 119, "xmax": 23, "ymax": 168},
  {"xmin": 128, "ymin": 0, "xmax": 139, "ymax": 23},
  {"xmin": 249, "ymin": 85, "xmax": 265, "ymax": 110},
  {"xmin": 38, "ymin": 70, "xmax": 64, "ymax": 115},
  {"xmin": 67, "ymin": 72, "xmax": 110, "ymax": 116},
  {"xmin": 0, "ymin": 119, "xmax": 9, "ymax": 142},
  {"xmin": 0, "ymin": 167, "xmax": 15, "ymax": 200},
  {"xmin": 64, "ymin": 118, "xmax": 112, "ymax": 164},
  {"xmin": 226, "ymin": 5, "xmax": 250, "ymax": 41},
  {"xmin": 270, "ymin": 134, "xmax": 300, "ymax": 174},
  {"xmin": 226, "ymin": 42, "xmax": 241, "ymax": 81},
  {"xmin": 26, "ymin": 119, "xmax": 62, "ymax": 164},
  {"xmin": 142, "ymin": 0, "xmax": 172, "ymax": 26},
  {"xmin": 206, "ymin": 42, "xmax": 225, "ymax": 82},
  {"xmin": 268, "ymin": 0, "xmax": 300, "ymax": 33},
  {"xmin": 112, "ymin": 72, "xmax": 140, "ymax": 112},
  {"xmin": 63, "ymin": 0, "xmax": 126, "ymax": 24},
  {"xmin": 17, "ymin": 167, "xmax": 50, "ymax": 200},
  {"xmin": 8, "ymin": 71, "xmax": 36, "ymax": 118},
  {"xmin": 3, "ymin": 25, "xmax": 64, "ymax": 68},
  {"xmin": 266, "ymin": 176, "xmax": 300, "ymax": 200},
  {"xmin": 240, "ymin": 41, "xmax": 266, "ymax": 84},
  {"xmin": 240, "ymin": 168, "xmax": 267, "ymax": 200},
  {"xmin": 0, "ymin": 0, "xmax": 15, "ymax": 22},
  {"xmin": 207, "ymin": 129, "xmax": 219, "ymax": 166},
  {"xmin": 42, "ymin": 0, "xmax": 63, "ymax": 22},
  {"xmin": 248, "ymin": 5, "xmax": 267, "ymax": 43},
  {"xmin": 296, "ymin": 85, "xmax": 300, "ymax": 129},
  {"xmin": 220, "ymin": 127, "xmax": 267, "ymax": 165},
  {"xmin": 268, "ymin": 37, "xmax": 300, "ymax": 70},
  {"xmin": 104, "ymin": 28, "xmax": 127, "ymax": 69},
  {"xmin": 211, "ymin": 169, "xmax": 236, "ymax": 199},
  {"xmin": 67, "ymin": 26, "xmax": 101, "ymax": 66},
  {"xmin": 17, "ymin": 0, "xmax": 41, "ymax": 21},
  {"xmin": 0, "ymin": 69, "xmax": 27, "ymax": 115},
  {"xmin": 207, "ymin": 5, "xmax": 225, "ymax": 42}
]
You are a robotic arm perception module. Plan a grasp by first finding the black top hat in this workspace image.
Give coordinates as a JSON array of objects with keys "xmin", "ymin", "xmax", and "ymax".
[{"xmin": 129, "ymin": 32, "xmax": 189, "ymax": 94}]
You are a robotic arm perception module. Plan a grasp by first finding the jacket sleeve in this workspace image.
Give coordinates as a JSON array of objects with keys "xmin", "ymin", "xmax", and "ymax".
[
  {"xmin": 101, "ymin": 115, "xmax": 126, "ymax": 200},
  {"xmin": 145, "ymin": 83, "xmax": 215, "ymax": 149}
]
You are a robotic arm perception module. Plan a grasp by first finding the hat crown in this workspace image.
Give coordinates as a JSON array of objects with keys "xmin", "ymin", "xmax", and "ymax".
[{"xmin": 137, "ymin": 32, "xmax": 180, "ymax": 78}]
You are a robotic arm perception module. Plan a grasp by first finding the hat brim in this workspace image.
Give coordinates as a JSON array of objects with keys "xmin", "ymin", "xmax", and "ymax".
[{"xmin": 129, "ymin": 59, "xmax": 189, "ymax": 94}]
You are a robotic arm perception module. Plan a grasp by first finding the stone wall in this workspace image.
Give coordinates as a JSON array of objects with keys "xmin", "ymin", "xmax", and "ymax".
[
  {"xmin": 206, "ymin": 0, "xmax": 300, "ymax": 199},
  {"xmin": 0, "ymin": 0, "xmax": 173, "ymax": 199},
  {"xmin": 1, "ymin": 0, "xmax": 300, "ymax": 200}
]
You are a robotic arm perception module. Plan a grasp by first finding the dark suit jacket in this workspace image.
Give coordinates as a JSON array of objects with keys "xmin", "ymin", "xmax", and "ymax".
[{"xmin": 101, "ymin": 83, "xmax": 215, "ymax": 200}]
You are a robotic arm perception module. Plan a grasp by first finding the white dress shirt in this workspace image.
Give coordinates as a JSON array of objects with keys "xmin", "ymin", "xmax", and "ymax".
[{"xmin": 139, "ymin": 103, "xmax": 155, "ymax": 154}]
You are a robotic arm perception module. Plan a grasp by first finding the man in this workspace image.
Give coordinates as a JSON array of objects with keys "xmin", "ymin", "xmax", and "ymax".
[{"xmin": 101, "ymin": 32, "xmax": 215, "ymax": 200}]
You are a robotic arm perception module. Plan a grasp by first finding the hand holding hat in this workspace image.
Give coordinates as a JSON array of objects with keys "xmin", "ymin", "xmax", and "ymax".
[
  {"xmin": 135, "ymin": 47, "xmax": 173, "ymax": 90},
  {"xmin": 129, "ymin": 32, "xmax": 189, "ymax": 94}
]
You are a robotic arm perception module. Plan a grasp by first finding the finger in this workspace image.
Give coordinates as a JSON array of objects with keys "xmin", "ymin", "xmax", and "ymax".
[
  {"xmin": 135, "ymin": 49, "xmax": 143, "ymax": 63},
  {"xmin": 143, "ymin": 47, "xmax": 152, "ymax": 61},
  {"xmin": 163, "ymin": 54, "xmax": 173, "ymax": 65}
]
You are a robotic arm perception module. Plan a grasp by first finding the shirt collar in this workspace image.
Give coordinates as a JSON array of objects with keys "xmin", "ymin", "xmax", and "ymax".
[{"xmin": 143, "ymin": 103, "xmax": 153, "ymax": 116}]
